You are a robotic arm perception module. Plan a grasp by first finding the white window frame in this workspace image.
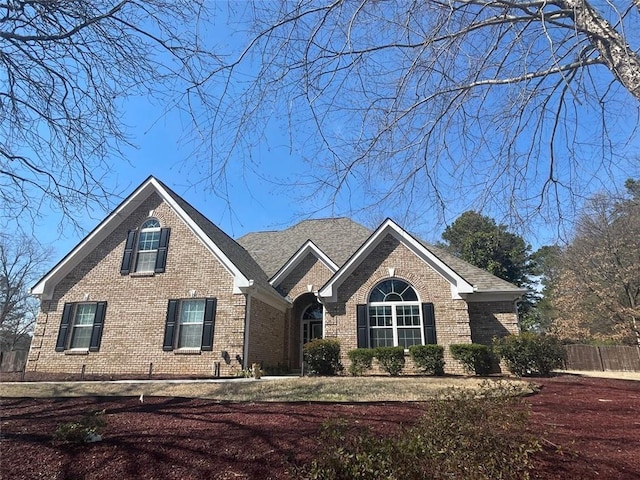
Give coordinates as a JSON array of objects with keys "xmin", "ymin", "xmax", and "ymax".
[
  {"xmin": 68, "ymin": 303, "xmax": 97, "ymax": 350},
  {"xmin": 368, "ymin": 279, "xmax": 424, "ymax": 349},
  {"xmin": 176, "ymin": 299, "xmax": 206, "ymax": 349},
  {"xmin": 135, "ymin": 218, "xmax": 161, "ymax": 273}
]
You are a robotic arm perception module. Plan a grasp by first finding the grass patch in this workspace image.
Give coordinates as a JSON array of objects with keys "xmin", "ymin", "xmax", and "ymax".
[{"xmin": 0, "ymin": 376, "xmax": 535, "ymax": 402}]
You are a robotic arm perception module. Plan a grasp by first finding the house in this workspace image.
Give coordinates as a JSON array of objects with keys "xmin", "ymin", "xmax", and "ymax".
[{"xmin": 27, "ymin": 176, "xmax": 525, "ymax": 377}]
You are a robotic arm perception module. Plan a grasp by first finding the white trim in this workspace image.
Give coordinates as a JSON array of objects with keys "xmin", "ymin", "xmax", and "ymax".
[
  {"xmin": 318, "ymin": 219, "xmax": 475, "ymax": 302},
  {"xmin": 31, "ymin": 177, "xmax": 252, "ymax": 299},
  {"xmin": 243, "ymin": 294, "xmax": 251, "ymax": 370},
  {"xmin": 270, "ymin": 240, "xmax": 339, "ymax": 287}
]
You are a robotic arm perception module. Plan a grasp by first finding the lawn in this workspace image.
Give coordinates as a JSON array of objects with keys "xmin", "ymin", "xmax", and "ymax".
[{"xmin": 1, "ymin": 375, "xmax": 639, "ymax": 479}]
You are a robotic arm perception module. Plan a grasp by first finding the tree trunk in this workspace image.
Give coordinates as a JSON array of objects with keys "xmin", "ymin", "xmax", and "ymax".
[{"xmin": 562, "ymin": 0, "xmax": 640, "ymax": 100}]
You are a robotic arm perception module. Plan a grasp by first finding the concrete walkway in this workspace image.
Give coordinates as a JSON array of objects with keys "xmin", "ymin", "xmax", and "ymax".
[{"xmin": 556, "ymin": 369, "xmax": 640, "ymax": 381}]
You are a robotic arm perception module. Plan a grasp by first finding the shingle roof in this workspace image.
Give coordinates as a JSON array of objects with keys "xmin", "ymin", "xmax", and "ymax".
[
  {"xmin": 421, "ymin": 242, "xmax": 525, "ymax": 293},
  {"xmin": 158, "ymin": 180, "xmax": 275, "ymax": 293},
  {"xmin": 238, "ymin": 217, "xmax": 523, "ymax": 294},
  {"xmin": 237, "ymin": 218, "xmax": 372, "ymax": 278}
]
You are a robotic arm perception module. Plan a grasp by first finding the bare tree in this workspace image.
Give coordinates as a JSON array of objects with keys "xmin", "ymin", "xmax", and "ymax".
[
  {"xmin": 188, "ymin": 0, "xmax": 640, "ymax": 229},
  {"xmin": 0, "ymin": 234, "xmax": 51, "ymax": 351},
  {"xmin": 0, "ymin": 1, "xmax": 211, "ymax": 229},
  {"xmin": 552, "ymin": 186, "xmax": 640, "ymax": 344}
]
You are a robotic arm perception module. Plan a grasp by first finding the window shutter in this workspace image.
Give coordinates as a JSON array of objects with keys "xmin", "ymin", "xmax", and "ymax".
[
  {"xmin": 163, "ymin": 300, "xmax": 179, "ymax": 351},
  {"xmin": 422, "ymin": 303, "xmax": 437, "ymax": 344},
  {"xmin": 89, "ymin": 302, "xmax": 107, "ymax": 352},
  {"xmin": 154, "ymin": 228, "xmax": 171, "ymax": 273},
  {"xmin": 55, "ymin": 303, "xmax": 74, "ymax": 352},
  {"xmin": 356, "ymin": 304, "xmax": 368, "ymax": 348},
  {"xmin": 120, "ymin": 230, "xmax": 137, "ymax": 274},
  {"xmin": 201, "ymin": 298, "xmax": 217, "ymax": 351}
]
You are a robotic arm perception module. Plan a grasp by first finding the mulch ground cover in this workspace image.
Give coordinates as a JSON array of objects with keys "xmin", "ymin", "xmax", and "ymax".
[{"xmin": 1, "ymin": 375, "xmax": 639, "ymax": 479}]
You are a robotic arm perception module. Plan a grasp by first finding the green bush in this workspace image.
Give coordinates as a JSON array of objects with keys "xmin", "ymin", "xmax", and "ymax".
[
  {"xmin": 53, "ymin": 410, "xmax": 106, "ymax": 444},
  {"xmin": 301, "ymin": 381, "xmax": 541, "ymax": 479},
  {"xmin": 373, "ymin": 346, "xmax": 405, "ymax": 376},
  {"xmin": 493, "ymin": 333, "xmax": 566, "ymax": 377},
  {"xmin": 347, "ymin": 348, "xmax": 375, "ymax": 376},
  {"xmin": 408, "ymin": 345, "xmax": 445, "ymax": 376},
  {"xmin": 450, "ymin": 343, "xmax": 493, "ymax": 375},
  {"xmin": 303, "ymin": 338, "xmax": 343, "ymax": 375}
]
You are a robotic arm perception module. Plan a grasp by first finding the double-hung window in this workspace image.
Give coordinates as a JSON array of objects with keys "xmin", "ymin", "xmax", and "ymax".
[
  {"xmin": 120, "ymin": 218, "xmax": 171, "ymax": 275},
  {"xmin": 163, "ymin": 298, "xmax": 217, "ymax": 351},
  {"xmin": 55, "ymin": 302, "xmax": 107, "ymax": 352},
  {"xmin": 355, "ymin": 279, "xmax": 437, "ymax": 349},
  {"xmin": 368, "ymin": 279, "xmax": 423, "ymax": 349}
]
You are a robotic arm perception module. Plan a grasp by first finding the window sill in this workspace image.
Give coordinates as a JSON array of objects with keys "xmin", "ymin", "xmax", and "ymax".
[
  {"xmin": 64, "ymin": 349, "xmax": 89, "ymax": 355},
  {"xmin": 174, "ymin": 348, "xmax": 202, "ymax": 355},
  {"xmin": 130, "ymin": 271, "xmax": 155, "ymax": 278}
]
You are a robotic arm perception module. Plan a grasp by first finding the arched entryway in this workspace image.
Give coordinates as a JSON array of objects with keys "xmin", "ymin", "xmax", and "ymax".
[{"xmin": 289, "ymin": 293, "xmax": 324, "ymax": 369}]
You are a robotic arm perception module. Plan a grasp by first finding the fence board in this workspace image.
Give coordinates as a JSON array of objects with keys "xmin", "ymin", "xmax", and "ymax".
[
  {"xmin": 0, "ymin": 350, "xmax": 29, "ymax": 373},
  {"xmin": 564, "ymin": 345, "xmax": 604, "ymax": 371},
  {"xmin": 599, "ymin": 346, "xmax": 640, "ymax": 372}
]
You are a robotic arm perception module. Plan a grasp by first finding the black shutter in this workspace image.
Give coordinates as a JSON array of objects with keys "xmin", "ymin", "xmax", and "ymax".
[
  {"xmin": 154, "ymin": 228, "xmax": 171, "ymax": 273},
  {"xmin": 356, "ymin": 304, "xmax": 368, "ymax": 348},
  {"xmin": 422, "ymin": 303, "xmax": 437, "ymax": 344},
  {"xmin": 89, "ymin": 302, "xmax": 107, "ymax": 352},
  {"xmin": 201, "ymin": 298, "xmax": 217, "ymax": 351},
  {"xmin": 120, "ymin": 230, "xmax": 137, "ymax": 274},
  {"xmin": 55, "ymin": 303, "xmax": 74, "ymax": 352},
  {"xmin": 163, "ymin": 300, "xmax": 179, "ymax": 351}
]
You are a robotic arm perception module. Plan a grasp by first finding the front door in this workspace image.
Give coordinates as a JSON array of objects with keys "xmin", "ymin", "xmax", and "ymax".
[{"xmin": 300, "ymin": 303, "xmax": 324, "ymax": 366}]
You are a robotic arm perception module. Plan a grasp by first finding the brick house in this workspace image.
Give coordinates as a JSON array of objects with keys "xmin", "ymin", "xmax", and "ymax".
[{"xmin": 28, "ymin": 176, "xmax": 525, "ymax": 377}]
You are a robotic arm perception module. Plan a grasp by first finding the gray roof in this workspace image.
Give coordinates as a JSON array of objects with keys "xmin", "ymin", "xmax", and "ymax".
[
  {"xmin": 237, "ymin": 218, "xmax": 372, "ymax": 278},
  {"xmin": 238, "ymin": 217, "xmax": 522, "ymax": 293},
  {"xmin": 421, "ymin": 242, "xmax": 525, "ymax": 293},
  {"xmin": 158, "ymin": 180, "xmax": 275, "ymax": 293}
]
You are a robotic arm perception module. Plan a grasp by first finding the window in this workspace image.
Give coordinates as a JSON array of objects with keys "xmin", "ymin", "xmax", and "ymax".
[
  {"xmin": 120, "ymin": 219, "xmax": 171, "ymax": 275},
  {"xmin": 55, "ymin": 302, "xmax": 107, "ymax": 352},
  {"xmin": 135, "ymin": 218, "xmax": 161, "ymax": 272},
  {"xmin": 355, "ymin": 279, "xmax": 437, "ymax": 349},
  {"xmin": 163, "ymin": 298, "xmax": 217, "ymax": 351}
]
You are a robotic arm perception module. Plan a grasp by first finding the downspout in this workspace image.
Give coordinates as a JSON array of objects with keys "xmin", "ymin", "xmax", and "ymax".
[{"xmin": 243, "ymin": 293, "xmax": 252, "ymax": 371}]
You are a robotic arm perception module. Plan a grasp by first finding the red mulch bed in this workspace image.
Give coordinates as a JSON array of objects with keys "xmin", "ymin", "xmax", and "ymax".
[{"xmin": 1, "ymin": 375, "xmax": 639, "ymax": 479}]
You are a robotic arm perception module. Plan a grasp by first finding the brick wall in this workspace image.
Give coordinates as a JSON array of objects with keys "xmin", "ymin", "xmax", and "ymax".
[
  {"xmin": 322, "ymin": 234, "xmax": 518, "ymax": 375},
  {"xmin": 246, "ymin": 297, "xmax": 287, "ymax": 370},
  {"xmin": 28, "ymin": 193, "xmax": 247, "ymax": 378}
]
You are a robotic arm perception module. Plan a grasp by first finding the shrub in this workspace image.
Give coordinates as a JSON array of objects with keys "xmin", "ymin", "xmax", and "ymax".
[
  {"xmin": 408, "ymin": 345, "xmax": 445, "ymax": 375},
  {"xmin": 301, "ymin": 381, "xmax": 541, "ymax": 479},
  {"xmin": 493, "ymin": 333, "xmax": 566, "ymax": 377},
  {"xmin": 373, "ymin": 346, "xmax": 405, "ymax": 376},
  {"xmin": 53, "ymin": 410, "xmax": 106, "ymax": 444},
  {"xmin": 347, "ymin": 348, "xmax": 375, "ymax": 376},
  {"xmin": 303, "ymin": 339, "xmax": 343, "ymax": 375},
  {"xmin": 450, "ymin": 343, "xmax": 493, "ymax": 375}
]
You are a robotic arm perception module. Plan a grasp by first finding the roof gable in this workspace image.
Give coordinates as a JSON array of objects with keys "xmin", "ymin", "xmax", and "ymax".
[
  {"xmin": 31, "ymin": 177, "xmax": 284, "ymax": 307},
  {"xmin": 270, "ymin": 240, "xmax": 339, "ymax": 287}
]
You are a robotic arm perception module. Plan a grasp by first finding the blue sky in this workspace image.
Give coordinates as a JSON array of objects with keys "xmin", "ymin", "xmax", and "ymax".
[{"xmin": 27, "ymin": 4, "xmax": 640, "ymax": 268}]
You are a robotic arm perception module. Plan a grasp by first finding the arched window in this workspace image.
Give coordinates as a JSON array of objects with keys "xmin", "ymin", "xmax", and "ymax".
[
  {"xmin": 368, "ymin": 279, "xmax": 423, "ymax": 348},
  {"xmin": 135, "ymin": 218, "xmax": 161, "ymax": 272}
]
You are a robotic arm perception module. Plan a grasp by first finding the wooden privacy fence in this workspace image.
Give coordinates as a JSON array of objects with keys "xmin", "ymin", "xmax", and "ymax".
[
  {"xmin": 564, "ymin": 345, "xmax": 640, "ymax": 372},
  {"xmin": 0, "ymin": 350, "xmax": 29, "ymax": 373}
]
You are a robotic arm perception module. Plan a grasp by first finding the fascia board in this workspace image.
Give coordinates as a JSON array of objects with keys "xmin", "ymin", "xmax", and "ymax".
[
  {"xmin": 153, "ymin": 180, "xmax": 248, "ymax": 286},
  {"xmin": 31, "ymin": 177, "xmax": 159, "ymax": 299},
  {"xmin": 319, "ymin": 219, "xmax": 475, "ymax": 302},
  {"xmin": 238, "ymin": 281, "xmax": 291, "ymax": 312},
  {"xmin": 461, "ymin": 290, "xmax": 528, "ymax": 303},
  {"xmin": 270, "ymin": 240, "xmax": 338, "ymax": 287}
]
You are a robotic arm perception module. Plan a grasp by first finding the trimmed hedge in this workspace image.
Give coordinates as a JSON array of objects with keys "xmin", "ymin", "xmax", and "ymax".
[
  {"xmin": 449, "ymin": 344, "xmax": 492, "ymax": 375},
  {"xmin": 409, "ymin": 345, "xmax": 445, "ymax": 376},
  {"xmin": 373, "ymin": 346, "xmax": 405, "ymax": 376},
  {"xmin": 303, "ymin": 339, "xmax": 343, "ymax": 375},
  {"xmin": 347, "ymin": 348, "xmax": 375, "ymax": 376},
  {"xmin": 493, "ymin": 333, "xmax": 566, "ymax": 377}
]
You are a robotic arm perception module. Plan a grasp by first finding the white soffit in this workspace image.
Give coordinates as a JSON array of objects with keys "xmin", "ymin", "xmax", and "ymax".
[
  {"xmin": 318, "ymin": 219, "xmax": 474, "ymax": 302},
  {"xmin": 270, "ymin": 240, "xmax": 339, "ymax": 287}
]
